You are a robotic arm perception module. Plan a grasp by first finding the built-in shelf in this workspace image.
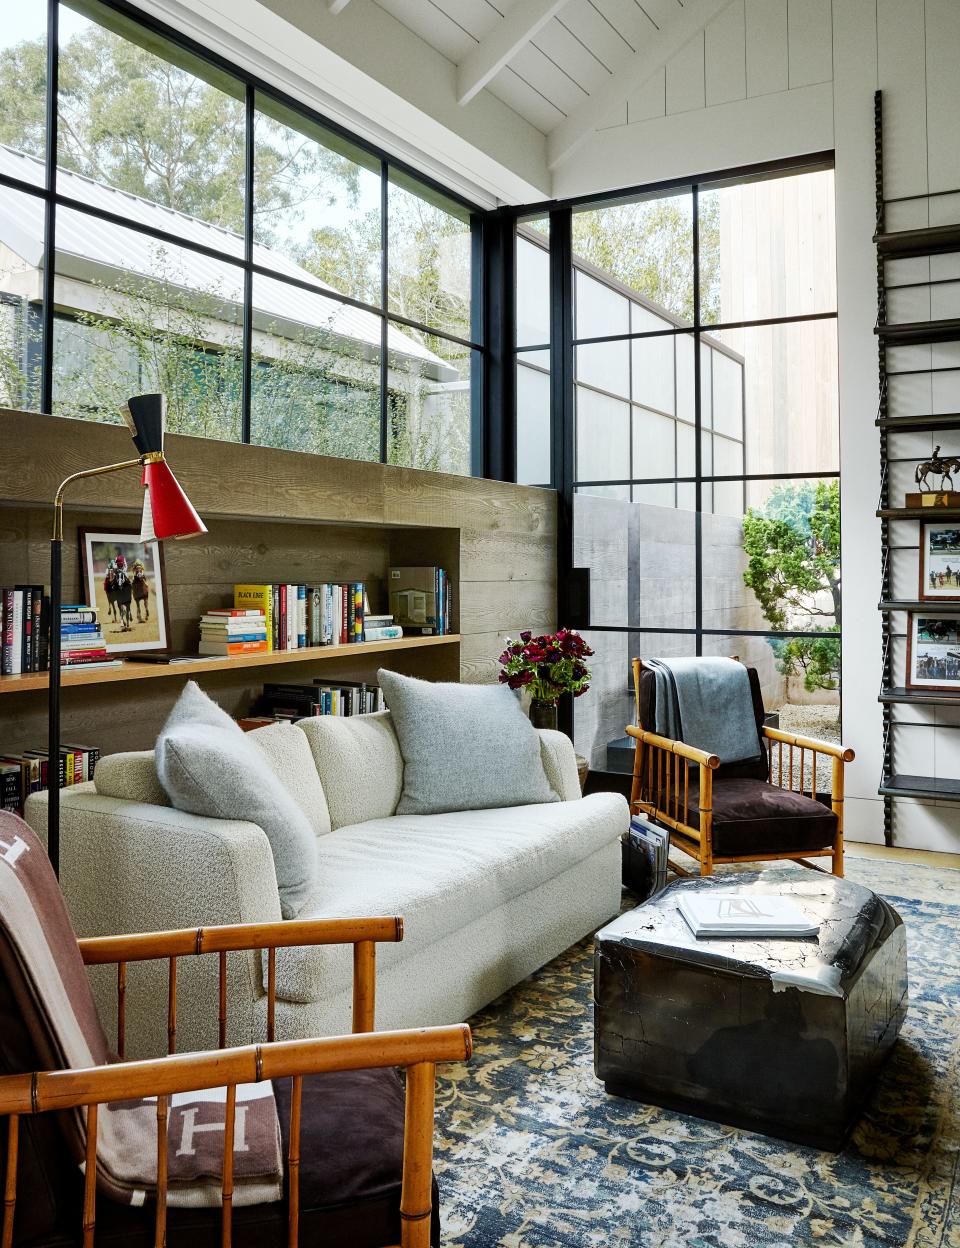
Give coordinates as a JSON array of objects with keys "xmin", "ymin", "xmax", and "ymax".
[
  {"xmin": 875, "ymin": 318, "xmax": 960, "ymax": 346},
  {"xmin": 0, "ymin": 635, "xmax": 461, "ymax": 695},
  {"xmin": 877, "ymin": 506, "xmax": 960, "ymax": 520},
  {"xmin": 876, "ymin": 412, "xmax": 960, "ymax": 431},
  {"xmin": 874, "ymin": 224, "xmax": 960, "ymax": 259},
  {"xmin": 879, "ymin": 686, "xmax": 960, "ymax": 706},
  {"xmin": 879, "ymin": 774, "xmax": 960, "ymax": 801},
  {"xmin": 878, "ymin": 599, "xmax": 960, "ymax": 611}
]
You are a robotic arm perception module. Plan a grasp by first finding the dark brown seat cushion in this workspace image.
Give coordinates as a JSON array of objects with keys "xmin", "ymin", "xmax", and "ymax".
[
  {"xmin": 90, "ymin": 1068, "xmax": 441, "ymax": 1247},
  {"xmin": 637, "ymin": 665, "xmax": 769, "ymax": 781},
  {"xmin": 680, "ymin": 775, "xmax": 838, "ymax": 858}
]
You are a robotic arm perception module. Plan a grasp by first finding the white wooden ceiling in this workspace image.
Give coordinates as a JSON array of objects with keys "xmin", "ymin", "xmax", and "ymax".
[{"xmin": 356, "ymin": 0, "xmax": 731, "ymax": 166}]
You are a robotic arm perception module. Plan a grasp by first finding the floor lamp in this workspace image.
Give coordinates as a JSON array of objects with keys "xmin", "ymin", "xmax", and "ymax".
[{"xmin": 48, "ymin": 394, "xmax": 206, "ymax": 877}]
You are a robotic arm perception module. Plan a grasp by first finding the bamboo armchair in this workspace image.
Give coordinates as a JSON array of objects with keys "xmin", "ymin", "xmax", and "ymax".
[
  {"xmin": 0, "ymin": 916, "xmax": 471, "ymax": 1248},
  {"xmin": 628, "ymin": 657, "xmax": 855, "ymax": 878}
]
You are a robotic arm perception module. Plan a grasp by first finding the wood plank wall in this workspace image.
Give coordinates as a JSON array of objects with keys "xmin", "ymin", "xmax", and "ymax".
[{"xmin": 0, "ymin": 409, "xmax": 557, "ymax": 754}]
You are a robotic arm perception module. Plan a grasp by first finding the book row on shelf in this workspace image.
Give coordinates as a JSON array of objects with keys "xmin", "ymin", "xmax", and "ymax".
[
  {"xmin": 2, "ymin": 591, "xmax": 121, "ymax": 675},
  {"xmin": 229, "ymin": 566, "xmax": 451, "ymax": 655},
  {"xmin": 2, "ymin": 566, "xmax": 454, "ymax": 675},
  {"xmin": 249, "ymin": 679, "xmax": 386, "ymax": 723},
  {"xmin": 1, "ymin": 745, "xmax": 100, "ymax": 817}
]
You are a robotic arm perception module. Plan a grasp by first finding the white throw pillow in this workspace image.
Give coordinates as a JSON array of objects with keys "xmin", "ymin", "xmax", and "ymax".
[
  {"xmin": 155, "ymin": 682, "xmax": 318, "ymax": 918},
  {"xmin": 378, "ymin": 669, "xmax": 558, "ymax": 815}
]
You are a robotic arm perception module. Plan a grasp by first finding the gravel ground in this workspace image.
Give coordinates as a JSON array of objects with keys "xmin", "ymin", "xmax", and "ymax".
[{"xmin": 772, "ymin": 702, "xmax": 841, "ymax": 794}]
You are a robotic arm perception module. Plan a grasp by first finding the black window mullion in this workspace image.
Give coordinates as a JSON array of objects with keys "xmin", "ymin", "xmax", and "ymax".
[
  {"xmin": 470, "ymin": 212, "xmax": 485, "ymax": 478},
  {"xmin": 40, "ymin": 0, "xmax": 58, "ymax": 417},
  {"xmin": 240, "ymin": 83, "xmax": 254, "ymax": 445},
  {"xmin": 692, "ymin": 184, "xmax": 703, "ymax": 657},
  {"xmin": 550, "ymin": 206, "xmax": 575, "ymax": 733},
  {"xmin": 380, "ymin": 160, "xmax": 389, "ymax": 465}
]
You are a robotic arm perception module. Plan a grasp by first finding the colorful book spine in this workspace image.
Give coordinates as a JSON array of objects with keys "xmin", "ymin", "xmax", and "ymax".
[
  {"xmin": 10, "ymin": 592, "xmax": 23, "ymax": 674},
  {"xmin": 353, "ymin": 583, "xmax": 363, "ymax": 643},
  {"xmin": 1, "ymin": 588, "xmax": 13, "ymax": 675},
  {"xmin": 297, "ymin": 585, "xmax": 307, "ymax": 649}
]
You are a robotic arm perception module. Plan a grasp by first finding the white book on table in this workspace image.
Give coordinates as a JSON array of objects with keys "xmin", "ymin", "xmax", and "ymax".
[{"xmin": 677, "ymin": 893, "xmax": 819, "ymax": 939}]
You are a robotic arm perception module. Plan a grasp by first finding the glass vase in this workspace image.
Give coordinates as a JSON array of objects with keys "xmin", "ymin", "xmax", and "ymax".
[{"xmin": 529, "ymin": 700, "xmax": 559, "ymax": 732}]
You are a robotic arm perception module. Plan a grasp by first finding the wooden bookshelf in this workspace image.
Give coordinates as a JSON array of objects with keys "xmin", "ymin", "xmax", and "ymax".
[
  {"xmin": 0, "ymin": 408, "xmax": 556, "ymax": 754},
  {"xmin": 0, "ymin": 635, "xmax": 460, "ymax": 695}
]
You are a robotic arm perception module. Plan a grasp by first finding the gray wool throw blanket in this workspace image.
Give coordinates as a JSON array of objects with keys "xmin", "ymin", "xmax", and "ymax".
[
  {"xmin": 0, "ymin": 813, "xmax": 282, "ymax": 1209},
  {"xmin": 645, "ymin": 656, "xmax": 759, "ymax": 764}
]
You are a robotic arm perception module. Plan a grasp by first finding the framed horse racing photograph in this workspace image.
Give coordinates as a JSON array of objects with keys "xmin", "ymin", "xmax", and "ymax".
[
  {"xmin": 79, "ymin": 529, "xmax": 169, "ymax": 654},
  {"xmin": 920, "ymin": 521, "xmax": 960, "ymax": 601},
  {"xmin": 906, "ymin": 613, "xmax": 960, "ymax": 692}
]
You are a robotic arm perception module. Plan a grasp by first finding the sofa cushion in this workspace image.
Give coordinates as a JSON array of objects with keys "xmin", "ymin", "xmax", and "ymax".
[
  {"xmin": 296, "ymin": 712, "xmax": 403, "ymax": 831},
  {"xmin": 155, "ymin": 682, "xmax": 317, "ymax": 919},
  {"xmin": 94, "ymin": 751, "xmax": 170, "ymax": 806},
  {"xmin": 377, "ymin": 670, "xmax": 557, "ymax": 815},
  {"xmin": 274, "ymin": 791, "xmax": 629, "ymax": 1004},
  {"xmin": 249, "ymin": 721, "xmax": 331, "ymax": 839},
  {"xmin": 675, "ymin": 775, "xmax": 838, "ymax": 857}
]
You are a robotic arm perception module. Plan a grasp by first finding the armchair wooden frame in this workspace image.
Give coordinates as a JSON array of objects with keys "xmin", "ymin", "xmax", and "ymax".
[
  {"xmin": 0, "ymin": 916, "xmax": 471, "ymax": 1248},
  {"xmin": 628, "ymin": 657, "xmax": 855, "ymax": 878}
]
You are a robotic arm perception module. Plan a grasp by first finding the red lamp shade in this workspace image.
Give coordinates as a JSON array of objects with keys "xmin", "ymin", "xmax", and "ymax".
[{"xmin": 139, "ymin": 457, "xmax": 207, "ymax": 542}]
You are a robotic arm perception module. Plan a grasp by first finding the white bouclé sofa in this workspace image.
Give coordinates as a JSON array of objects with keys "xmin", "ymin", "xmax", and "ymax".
[{"xmin": 26, "ymin": 711, "xmax": 628, "ymax": 1056}]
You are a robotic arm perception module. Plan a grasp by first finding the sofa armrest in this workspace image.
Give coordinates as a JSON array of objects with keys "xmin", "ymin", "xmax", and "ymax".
[
  {"xmin": 538, "ymin": 729, "xmax": 582, "ymax": 802},
  {"xmin": 25, "ymin": 788, "xmax": 282, "ymax": 933},
  {"xmin": 25, "ymin": 788, "xmax": 282, "ymax": 1056}
]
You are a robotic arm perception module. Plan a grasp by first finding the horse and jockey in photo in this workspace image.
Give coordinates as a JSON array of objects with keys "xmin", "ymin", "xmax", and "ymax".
[{"xmin": 103, "ymin": 551, "xmax": 150, "ymax": 633}]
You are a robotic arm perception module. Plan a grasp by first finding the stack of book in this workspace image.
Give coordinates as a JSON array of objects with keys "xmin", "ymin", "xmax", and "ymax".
[
  {"xmin": 259, "ymin": 680, "xmax": 385, "ymax": 719},
  {"xmin": 58, "ymin": 605, "xmax": 117, "ymax": 669},
  {"xmin": 388, "ymin": 567, "xmax": 452, "ymax": 636},
  {"xmin": 199, "ymin": 609, "xmax": 268, "ymax": 657},
  {"xmin": 1, "ymin": 585, "xmax": 47, "ymax": 674},
  {"xmin": 364, "ymin": 613, "xmax": 402, "ymax": 642},
  {"xmin": 0, "ymin": 745, "xmax": 100, "ymax": 817},
  {"xmin": 234, "ymin": 583, "xmax": 370, "ymax": 649}
]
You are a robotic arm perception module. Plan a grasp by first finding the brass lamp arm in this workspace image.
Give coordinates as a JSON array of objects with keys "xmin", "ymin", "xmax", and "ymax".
[{"xmin": 51, "ymin": 456, "xmax": 146, "ymax": 540}]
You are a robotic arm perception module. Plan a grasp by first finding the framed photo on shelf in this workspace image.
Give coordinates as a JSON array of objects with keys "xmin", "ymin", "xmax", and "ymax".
[
  {"xmin": 906, "ymin": 612, "xmax": 960, "ymax": 691},
  {"xmin": 79, "ymin": 528, "xmax": 169, "ymax": 654},
  {"xmin": 919, "ymin": 521, "xmax": 960, "ymax": 600}
]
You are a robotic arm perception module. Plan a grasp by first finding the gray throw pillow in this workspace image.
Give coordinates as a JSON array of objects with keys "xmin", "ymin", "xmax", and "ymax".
[
  {"xmin": 155, "ymin": 681, "xmax": 318, "ymax": 918},
  {"xmin": 377, "ymin": 669, "xmax": 559, "ymax": 815}
]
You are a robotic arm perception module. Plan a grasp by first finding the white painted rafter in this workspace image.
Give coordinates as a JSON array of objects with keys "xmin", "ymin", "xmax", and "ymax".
[
  {"xmin": 456, "ymin": 0, "xmax": 569, "ymax": 106},
  {"xmin": 546, "ymin": 0, "xmax": 734, "ymax": 168},
  {"xmin": 328, "ymin": 0, "xmax": 352, "ymax": 13}
]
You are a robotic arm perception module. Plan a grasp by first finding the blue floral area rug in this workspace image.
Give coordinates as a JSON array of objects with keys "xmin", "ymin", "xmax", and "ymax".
[{"xmin": 432, "ymin": 859, "xmax": 960, "ymax": 1247}]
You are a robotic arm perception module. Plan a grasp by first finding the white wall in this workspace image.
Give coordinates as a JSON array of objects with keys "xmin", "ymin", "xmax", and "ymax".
[{"xmin": 554, "ymin": 0, "xmax": 960, "ymax": 852}]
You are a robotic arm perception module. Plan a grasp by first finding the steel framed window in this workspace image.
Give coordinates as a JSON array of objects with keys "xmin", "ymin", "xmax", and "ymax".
[{"xmin": 1, "ymin": 0, "xmax": 486, "ymax": 473}]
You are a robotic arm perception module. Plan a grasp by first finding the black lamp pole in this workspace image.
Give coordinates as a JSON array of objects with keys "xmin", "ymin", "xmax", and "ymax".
[
  {"xmin": 45, "ymin": 394, "xmax": 205, "ymax": 879},
  {"xmin": 47, "ymin": 456, "xmax": 143, "ymax": 877}
]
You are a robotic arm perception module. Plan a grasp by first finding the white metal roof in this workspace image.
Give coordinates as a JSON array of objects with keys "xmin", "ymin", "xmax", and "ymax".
[{"xmin": 0, "ymin": 145, "xmax": 457, "ymax": 381}]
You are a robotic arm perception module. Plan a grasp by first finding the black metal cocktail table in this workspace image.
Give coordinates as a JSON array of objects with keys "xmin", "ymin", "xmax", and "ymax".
[{"xmin": 594, "ymin": 869, "xmax": 908, "ymax": 1150}]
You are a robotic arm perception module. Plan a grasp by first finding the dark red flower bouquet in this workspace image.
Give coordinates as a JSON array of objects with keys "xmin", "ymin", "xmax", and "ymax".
[{"xmin": 497, "ymin": 628, "xmax": 594, "ymax": 705}]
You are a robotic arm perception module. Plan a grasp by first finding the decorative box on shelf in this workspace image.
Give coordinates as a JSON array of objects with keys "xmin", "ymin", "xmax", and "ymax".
[{"xmin": 905, "ymin": 491, "xmax": 960, "ymax": 509}]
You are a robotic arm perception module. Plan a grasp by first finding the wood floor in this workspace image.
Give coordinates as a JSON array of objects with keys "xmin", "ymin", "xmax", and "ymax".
[{"xmin": 846, "ymin": 842, "xmax": 960, "ymax": 870}]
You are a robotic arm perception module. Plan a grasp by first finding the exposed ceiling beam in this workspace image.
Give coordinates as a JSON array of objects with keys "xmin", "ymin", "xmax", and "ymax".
[
  {"xmin": 328, "ymin": 0, "xmax": 352, "ymax": 12},
  {"xmin": 457, "ymin": 0, "xmax": 568, "ymax": 106},
  {"xmin": 546, "ymin": 0, "xmax": 734, "ymax": 169}
]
